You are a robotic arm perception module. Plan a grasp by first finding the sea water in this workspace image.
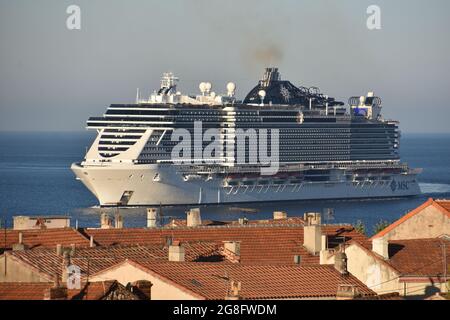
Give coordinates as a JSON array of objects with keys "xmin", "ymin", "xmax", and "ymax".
[{"xmin": 0, "ymin": 132, "xmax": 449, "ymax": 234}]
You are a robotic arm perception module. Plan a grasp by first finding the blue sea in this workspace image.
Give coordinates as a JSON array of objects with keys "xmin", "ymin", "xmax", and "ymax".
[{"xmin": 0, "ymin": 132, "xmax": 449, "ymax": 234}]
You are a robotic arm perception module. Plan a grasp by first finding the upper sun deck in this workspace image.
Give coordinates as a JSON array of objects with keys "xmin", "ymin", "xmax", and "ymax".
[{"xmin": 86, "ymin": 68, "xmax": 387, "ymax": 130}]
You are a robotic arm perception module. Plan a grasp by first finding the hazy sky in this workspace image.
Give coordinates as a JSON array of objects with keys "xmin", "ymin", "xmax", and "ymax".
[{"xmin": 1, "ymin": 0, "xmax": 449, "ymax": 133}]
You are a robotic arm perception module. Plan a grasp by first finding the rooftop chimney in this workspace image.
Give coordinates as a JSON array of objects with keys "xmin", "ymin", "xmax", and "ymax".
[
  {"xmin": 273, "ymin": 211, "xmax": 287, "ymax": 220},
  {"xmin": 303, "ymin": 213, "xmax": 322, "ymax": 254},
  {"xmin": 238, "ymin": 217, "xmax": 248, "ymax": 225},
  {"xmin": 56, "ymin": 244, "xmax": 62, "ymax": 256},
  {"xmin": 100, "ymin": 213, "xmax": 113, "ymax": 229},
  {"xmin": 12, "ymin": 232, "xmax": 27, "ymax": 251},
  {"xmin": 168, "ymin": 241, "xmax": 185, "ymax": 262},
  {"xmin": 304, "ymin": 212, "xmax": 321, "ymax": 226},
  {"xmin": 223, "ymin": 241, "xmax": 241, "ymax": 256},
  {"xmin": 225, "ymin": 281, "xmax": 241, "ymax": 300},
  {"xmin": 114, "ymin": 214, "xmax": 124, "ymax": 229},
  {"xmin": 89, "ymin": 235, "xmax": 95, "ymax": 248},
  {"xmin": 187, "ymin": 208, "xmax": 202, "ymax": 227},
  {"xmin": 223, "ymin": 241, "xmax": 241, "ymax": 263},
  {"xmin": 147, "ymin": 208, "xmax": 158, "ymax": 228},
  {"xmin": 372, "ymin": 238, "xmax": 389, "ymax": 260},
  {"xmin": 44, "ymin": 286, "xmax": 68, "ymax": 300},
  {"xmin": 336, "ymin": 284, "xmax": 360, "ymax": 300},
  {"xmin": 334, "ymin": 248, "xmax": 349, "ymax": 275},
  {"xmin": 61, "ymin": 251, "xmax": 70, "ymax": 285}
]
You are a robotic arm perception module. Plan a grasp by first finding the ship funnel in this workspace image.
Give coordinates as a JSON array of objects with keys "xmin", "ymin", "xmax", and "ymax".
[{"xmin": 260, "ymin": 67, "xmax": 280, "ymax": 87}]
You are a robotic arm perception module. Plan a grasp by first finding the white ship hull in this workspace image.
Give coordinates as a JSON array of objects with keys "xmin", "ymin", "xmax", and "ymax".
[{"xmin": 72, "ymin": 163, "xmax": 421, "ymax": 206}]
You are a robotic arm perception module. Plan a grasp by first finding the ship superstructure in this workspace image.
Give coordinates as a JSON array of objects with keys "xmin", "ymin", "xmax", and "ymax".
[{"xmin": 72, "ymin": 68, "xmax": 421, "ymax": 206}]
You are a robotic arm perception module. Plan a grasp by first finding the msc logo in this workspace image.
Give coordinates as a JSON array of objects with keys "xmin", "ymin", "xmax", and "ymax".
[
  {"xmin": 390, "ymin": 180, "xmax": 397, "ymax": 192},
  {"xmin": 390, "ymin": 180, "xmax": 410, "ymax": 192}
]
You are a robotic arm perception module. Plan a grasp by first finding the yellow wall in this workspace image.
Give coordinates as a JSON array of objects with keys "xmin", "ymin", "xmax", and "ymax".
[
  {"xmin": 346, "ymin": 245, "xmax": 401, "ymax": 295},
  {"xmin": 0, "ymin": 255, "xmax": 50, "ymax": 283},
  {"xmin": 382, "ymin": 206, "xmax": 450, "ymax": 241},
  {"xmin": 346, "ymin": 244, "xmax": 449, "ymax": 298}
]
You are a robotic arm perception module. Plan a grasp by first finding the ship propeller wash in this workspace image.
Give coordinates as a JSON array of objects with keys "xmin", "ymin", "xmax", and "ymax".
[{"xmin": 72, "ymin": 68, "xmax": 421, "ymax": 206}]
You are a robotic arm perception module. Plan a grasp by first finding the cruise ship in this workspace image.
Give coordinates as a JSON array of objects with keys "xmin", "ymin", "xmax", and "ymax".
[{"xmin": 71, "ymin": 68, "xmax": 421, "ymax": 206}]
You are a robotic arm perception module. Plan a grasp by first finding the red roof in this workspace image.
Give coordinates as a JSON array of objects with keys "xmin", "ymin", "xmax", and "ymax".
[
  {"xmin": 388, "ymin": 238, "xmax": 450, "ymax": 278},
  {"xmin": 1, "ymin": 228, "xmax": 90, "ymax": 250},
  {"xmin": 84, "ymin": 224, "xmax": 366, "ymax": 265},
  {"xmin": 119, "ymin": 260, "xmax": 376, "ymax": 300},
  {"xmin": 435, "ymin": 200, "xmax": 450, "ymax": 213},
  {"xmin": 4, "ymin": 242, "xmax": 223, "ymax": 282},
  {"xmin": 371, "ymin": 198, "xmax": 450, "ymax": 239},
  {"xmin": 0, "ymin": 281, "xmax": 128, "ymax": 300},
  {"xmin": 165, "ymin": 217, "xmax": 305, "ymax": 228},
  {"xmin": 350, "ymin": 237, "xmax": 450, "ymax": 279}
]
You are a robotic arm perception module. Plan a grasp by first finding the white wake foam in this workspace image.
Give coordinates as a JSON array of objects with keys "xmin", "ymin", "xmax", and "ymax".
[{"xmin": 419, "ymin": 183, "xmax": 450, "ymax": 194}]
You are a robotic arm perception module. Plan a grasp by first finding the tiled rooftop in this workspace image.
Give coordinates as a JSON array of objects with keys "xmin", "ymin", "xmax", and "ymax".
[
  {"xmin": 84, "ymin": 224, "xmax": 366, "ymax": 265},
  {"xmin": 165, "ymin": 217, "xmax": 305, "ymax": 228},
  {"xmin": 0, "ymin": 281, "xmax": 131, "ymax": 300},
  {"xmin": 124, "ymin": 260, "xmax": 376, "ymax": 300},
  {"xmin": 352, "ymin": 237, "xmax": 450, "ymax": 278},
  {"xmin": 387, "ymin": 238, "xmax": 450, "ymax": 277},
  {"xmin": 1, "ymin": 228, "xmax": 90, "ymax": 250},
  {"xmin": 4, "ymin": 241, "xmax": 223, "ymax": 281},
  {"xmin": 435, "ymin": 199, "xmax": 450, "ymax": 212},
  {"xmin": 354, "ymin": 292, "xmax": 404, "ymax": 300}
]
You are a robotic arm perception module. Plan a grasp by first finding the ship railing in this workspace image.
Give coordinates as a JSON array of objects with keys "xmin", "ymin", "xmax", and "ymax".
[{"xmin": 176, "ymin": 162, "xmax": 409, "ymax": 175}]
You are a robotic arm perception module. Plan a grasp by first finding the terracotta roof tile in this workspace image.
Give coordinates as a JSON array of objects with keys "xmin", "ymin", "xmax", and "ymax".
[
  {"xmin": 4, "ymin": 242, "xmax": 223, "ymax": 281},
  {"xmin": 435, "ymin": 200, "xmax": 450, "ymax": 213},
  {"xmin": 126, "ymin": 260, "xmax": 376, "ymax": 300},
  {"xmin": 354, "ymin": 292, "xmax": 404, "ymax": 300},
  {"xmin": 387, "ymin": 238, "xmax": 450, "ymax": 277},
  {"xmin": 165, "ymin": 217, "xmax": 305, "ymax": 228},
  {"xmin": 0, "ymin": 282, "xmax": 51, "ymax": 300},
  {"xmin": 350, "ymin": 238, "xmax": 450, "ymax": 279},
  {"xmin": 84, "ymin": 224, "xmax": 365, "ymax": 265},
  {"xmin": 0, "ymin": 281, "xmax": 129, "ymax": 300},
  {"xmin": 1, "ymin": 228, "xmax": 90, "ymax": 250}
]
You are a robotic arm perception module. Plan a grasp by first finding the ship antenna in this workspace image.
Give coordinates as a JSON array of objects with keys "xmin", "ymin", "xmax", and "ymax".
[{"xmin": 136, "ymin": 88, "xmax": 140, "ymax": 104}]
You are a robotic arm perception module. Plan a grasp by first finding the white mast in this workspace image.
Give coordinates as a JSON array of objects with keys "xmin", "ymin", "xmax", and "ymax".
[{"xmin": 136, "ymin": 88, "xmax": 140, "ymax": 104}]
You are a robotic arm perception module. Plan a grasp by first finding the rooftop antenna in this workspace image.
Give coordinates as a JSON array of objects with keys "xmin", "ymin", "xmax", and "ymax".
[
  {"xmin": 323, "ymin": 208, "xmax": 335, "ymax": 224},
  {"xmin": 442, "ymin": 241, "xmax": 447, "ymax": 289},
  {"xmin": 3, "ymin": 217, "xmax": 6, "ymax": 276}
]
